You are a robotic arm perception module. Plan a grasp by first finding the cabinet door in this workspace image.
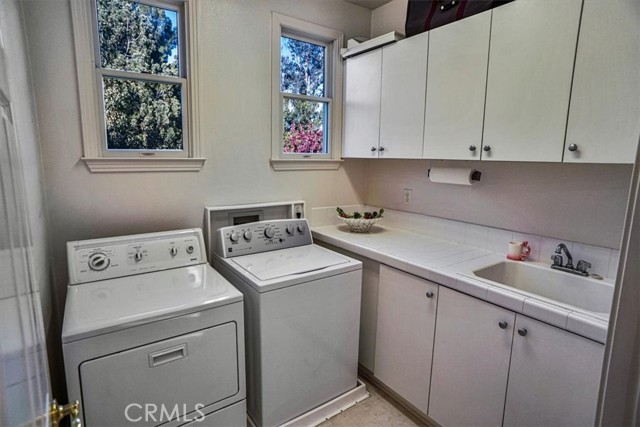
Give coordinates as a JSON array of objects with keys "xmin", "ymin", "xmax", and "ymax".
[
  {"xmin": 429, "ymin": 287, "xmax": 515, "ymax": 426},
  {"xmin": 482, "ymin": 0, "xmax": 582, "ymax": 162},
  {"xmin": 503, "ymin": 315, "xmax": 604, "ymax": 427},
  {"xmin": 343, "ymin": 50, "xmax": 382, "ymax": 158},
  {"xmin": 423, "ymin": 11, "xmax": 491, "ymax": 160},
  {"xmin": 374, "ymin": 265, "xmax": 437, "ymax": 413},
  {"xmin": 379, "ymin": 33, "xmax": 428, "ymax": 159},
  {"xmin": 565, "ymin": 0, "xmax": 640, "ymax": 164}
]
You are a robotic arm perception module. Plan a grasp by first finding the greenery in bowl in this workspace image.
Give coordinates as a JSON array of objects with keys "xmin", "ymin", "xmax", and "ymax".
[{"xmin": 336, "ymin": 207, "xmax": 384, "ymax": 220}]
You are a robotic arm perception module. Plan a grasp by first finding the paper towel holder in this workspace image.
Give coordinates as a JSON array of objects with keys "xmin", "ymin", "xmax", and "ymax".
[{"xmin": 427, "ymin": 168, "xmax": 482, "ymax": 182}]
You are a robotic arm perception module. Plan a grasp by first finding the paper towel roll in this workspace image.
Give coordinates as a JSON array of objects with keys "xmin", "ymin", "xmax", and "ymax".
[{"xmin": 428, "ymin": 167, "xmax": 480, "ymax": 185}]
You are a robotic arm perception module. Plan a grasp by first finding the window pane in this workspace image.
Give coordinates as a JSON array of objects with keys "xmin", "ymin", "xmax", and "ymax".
[
  {"xmin": 283, "ymin": 98, "xmax": 328, "ymax": 154},
  {"xmin": 97, "ymin": 0, "xmax": 179, "ymax": 77},
  {"xmin": 280, "ymin": 36, "xmax": 325, "ymax": 97},
  {"xmin": 103, "ymin": 77, "xmax": 183, "ymax": 150}
]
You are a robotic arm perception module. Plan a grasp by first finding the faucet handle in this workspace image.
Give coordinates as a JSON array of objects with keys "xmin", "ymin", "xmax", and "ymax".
[
  {"xmin": 576, "ymin": 260, "xmax": 591, "ymax": 273},
  {"xmin": 551, "ymin": 254, "xmax": 563, "ymax": 266}
]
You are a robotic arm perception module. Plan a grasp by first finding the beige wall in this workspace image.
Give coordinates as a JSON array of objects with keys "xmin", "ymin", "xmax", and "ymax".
[
  {"xmin": 22, "ymin": 0, "xmax": 370, "ymax": 387},
  {"xmin": 371, "ymin": 0, "xmax": 407, "ymax": 37},
  {"xmin": 366, "ymin": 159, "xmax": 633, "ymax": 249}
]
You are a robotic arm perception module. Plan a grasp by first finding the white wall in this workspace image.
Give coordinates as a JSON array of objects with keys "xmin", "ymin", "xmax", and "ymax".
[
  {"xmin": 371, "ymin": 0, "xmax": 407, "ymax": 37},
  {"xmin": 365, "ymin": 159, "xmax": 633, "ymax": 249},
  {"xmin": 22, "ymin": 0, "xmax": 371, "ymax": 388}
]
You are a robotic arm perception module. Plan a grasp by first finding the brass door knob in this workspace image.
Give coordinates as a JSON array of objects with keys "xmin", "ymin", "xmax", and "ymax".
[{"xmin": 50, "ymin": 399, "xmax": 81, "ymax": 427}]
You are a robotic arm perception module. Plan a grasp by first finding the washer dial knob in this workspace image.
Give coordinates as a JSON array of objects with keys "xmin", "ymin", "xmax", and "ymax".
[
  {"xmin": 286, "ymin": 224, "xmax": 294, "ymax": 235},
  {"xmin": 88, "ymin": 252, "xmax": 110, "ymax": 271},
  {"xmin": 244, "ymin": 231, "xmax": 253, "ymax": 241},
  {"xmin": 170, "ymin": 247, "xmax": 178, "ymax": 256},
  {"xmin": 297, "ymin": 224, "xmax": 306, "ymax": 233},
  {"xmin": 264, "ymin": 227, "xmax": 275, "ymax": 239},
  {"xmin": 186, "ymin": 245, "xmax": 194, "ymax": 254},
  {"xmin": 134, "ymin": 252, "xmax": 143, "ymax": 262},
  {"xmin": 230, "ymin": 232, "xmax": 240, "ymax": 243}
]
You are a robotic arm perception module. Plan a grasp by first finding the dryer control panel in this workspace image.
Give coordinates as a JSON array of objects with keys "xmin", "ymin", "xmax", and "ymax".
[
  {"xmin": 216, "ymin": 219, "xmax": 312, "ymax": 258},
  {"xmin": 67, "ymin": 229, "xmax": 206, "ymax": 285}
]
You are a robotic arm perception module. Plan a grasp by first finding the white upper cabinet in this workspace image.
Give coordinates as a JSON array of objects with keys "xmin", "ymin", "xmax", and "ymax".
[
  {"xmin": 423, "ymin": 11, "xmax": 491, "ymax": 160},
  {"xmin": 564, "ymin": 0, "xmax": 640, "ymax": 164},
  {"xmin": 482, "ymin": 0, "xmax": 582, "ymax": 162},
  {"xmin": 379, "ymin": 32, "xmax": 428, "ymax": 159},
  {"xmin": 343, "ymin": 49, "xmax": 382, "ymax": 158}
]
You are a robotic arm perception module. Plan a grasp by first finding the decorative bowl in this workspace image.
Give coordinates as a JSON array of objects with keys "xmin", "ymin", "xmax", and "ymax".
[{"xmin": 337, "ymin": 216, "xmax": 381, "ymax": 233}]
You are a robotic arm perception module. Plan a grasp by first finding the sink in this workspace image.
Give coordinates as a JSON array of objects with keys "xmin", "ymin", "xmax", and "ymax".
[{"xmin": 472, "ymin": 261, "xmax": 614, "ymax": 315}]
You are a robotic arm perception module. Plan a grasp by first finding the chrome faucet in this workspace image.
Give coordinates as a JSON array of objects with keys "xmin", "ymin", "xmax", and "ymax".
[
  {"xmin": 550, "ymin": 243, "xmax": 590, "ymax": 277},
  {"xmin": 555, "ymin": 243, "xmax": 573, "ymax": 268}
]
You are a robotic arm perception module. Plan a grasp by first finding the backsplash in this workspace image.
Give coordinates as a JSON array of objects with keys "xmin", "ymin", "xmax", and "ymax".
[
  {"xmin": 311, "ymin": 206, "xmax": 621, "ymax": 280},
  {"xmin": 364, "ymin": 160, "xmax": 633, "ymax": 249}
]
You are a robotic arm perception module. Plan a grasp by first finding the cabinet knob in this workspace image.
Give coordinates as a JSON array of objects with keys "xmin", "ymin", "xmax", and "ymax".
[
  {"xmin": 379, "ymin": 147, "xmax": 385, "ymax": 152},
  {"xmin": 371, "ymin": 147, "xmax": 377, "ymax": 152},
  {"xmin": 426, "ymin": 291, "xmax": 434, "ymax": 298},
  {"xmin": 483, "ymin": 145, "xmax": 491, "ymax": 152},
  {"xmin": 517, "ymin": 328, "xmax": 528, "ymax": 337},
  {"xmin": 469, "ymin": 145, "xmax": 476, "ymax": 152},
  {"xmin": 568, "ymin": 143, "xmax": 578, "ymax": 152},
  {"xmin": 499, "ymin": 321, "xmax": 508, "ymax": 329}
]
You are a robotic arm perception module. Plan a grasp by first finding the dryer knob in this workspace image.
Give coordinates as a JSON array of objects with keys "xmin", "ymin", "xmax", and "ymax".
[
  {"xmin": 88, "ymin": 252, "xmax": 110, "ymax": 271},
  {"xmin": 264, "ymin": 227, "xmax": 275, "ymax": 239},
  {"xmin": 286, "ymin": 225, "xmax": 294, "ymax": 235},
  {"xmin": 170, "ymin": 247, "xmax": 178, "ymax": 256},
  {"xmin": 134, "ymin": 252, "xmax": 143, "ymax": 262},
  {"xmin": 297, "ymin": 224, "xmax": 306, "ymax": 233}
]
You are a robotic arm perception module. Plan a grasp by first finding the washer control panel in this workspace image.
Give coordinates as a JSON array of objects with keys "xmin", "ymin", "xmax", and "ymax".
[
  {"xmin": 216, "ymin": 219, "xmax": 312, "ymax": 258},
  {"xmin": 67, "ymin": 228, "xmax": 206, "ymax": 285}
]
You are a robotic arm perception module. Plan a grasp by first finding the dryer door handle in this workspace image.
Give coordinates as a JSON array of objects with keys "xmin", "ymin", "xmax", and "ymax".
[{"xmin": 149, "ymin": 344, "xmax": 188, "ymax": 368}]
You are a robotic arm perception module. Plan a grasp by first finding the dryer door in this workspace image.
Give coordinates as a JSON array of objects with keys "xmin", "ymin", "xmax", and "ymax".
[{"xmin": 79, "ymin": 322, "xmax": 239, "ymax": 427}]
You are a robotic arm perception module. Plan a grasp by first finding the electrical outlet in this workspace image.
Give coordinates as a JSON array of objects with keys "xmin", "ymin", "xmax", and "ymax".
[{"xmin": 403, "ymin": 189, "xmax": 413, "ymax": 205}]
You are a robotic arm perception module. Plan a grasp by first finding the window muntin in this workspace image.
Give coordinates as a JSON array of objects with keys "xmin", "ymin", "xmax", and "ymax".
[
  {"xmin": 279, "ymin": 34, "xmax": 331, "ymax": 156},
  {"xmin": 95, "ymin": 0, "xmax": 186, "ymax": 155}
]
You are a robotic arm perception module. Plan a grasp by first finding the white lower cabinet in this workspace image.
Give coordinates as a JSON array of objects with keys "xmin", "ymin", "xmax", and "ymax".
[
  {"xmin": 317, "ymin": 246, "xmax": 606, "ymax": 426},
  {"xmin": 503, "ymin": 315, "xmax": 605, "ymax": 427},
  {"xmin": 428, "ymin": 287, "xmax": 604, "ymax": 427},
  {"xmin": 374, "ymin": 265, "xmax": 438, "ymax": 413},
  {"xmin": 428, "ymin": 286, "xmax": 515, "ymax": 426}
]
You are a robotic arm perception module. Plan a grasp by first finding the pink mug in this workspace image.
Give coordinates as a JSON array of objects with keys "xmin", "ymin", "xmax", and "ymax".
[{"xmin": 507, "ymin": 241, "xmax": 531, "ymax": 261}]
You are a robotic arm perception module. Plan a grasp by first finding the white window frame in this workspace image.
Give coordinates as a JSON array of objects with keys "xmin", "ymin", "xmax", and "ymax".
[
  {"xmin": 270, "ymin": 13, "xmax": 344, "ymax": 171},
  {"xmin": 71, "ymin": 0, "xmax": 204, "ymax": 172}
]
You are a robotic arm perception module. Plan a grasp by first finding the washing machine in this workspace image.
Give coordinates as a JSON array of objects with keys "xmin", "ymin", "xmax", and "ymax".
[
  {"xmin": 211, "ymin": 217, "xmax": 366, "ymax": 427},
  {"xmin": 62, "ymin": 229, "xmax": 246, "ymax": 427}
]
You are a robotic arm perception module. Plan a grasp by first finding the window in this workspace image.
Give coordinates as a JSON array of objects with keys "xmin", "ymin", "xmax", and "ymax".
[
  {"xmin": 271, "ymin": 13, "xmax": 344, "ymax": 171},
  {"xmin": 72, "ymin": 0, "xmax": 203, "ymax": 172}
]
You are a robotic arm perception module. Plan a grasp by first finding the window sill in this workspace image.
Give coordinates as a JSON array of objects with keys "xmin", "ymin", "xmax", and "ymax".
[
  {"xmin": 82, "ymin": 157, "xmax": 206, "ymax": 173},
  {"xmin": 270, "ymin": 158, "xmax": 343, "ymax": 171}
]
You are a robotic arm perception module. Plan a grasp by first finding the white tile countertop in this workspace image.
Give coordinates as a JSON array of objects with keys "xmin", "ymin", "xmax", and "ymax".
[{"xmin": 312, "ymin": 223, "xmax": 611, "ymax": 344}]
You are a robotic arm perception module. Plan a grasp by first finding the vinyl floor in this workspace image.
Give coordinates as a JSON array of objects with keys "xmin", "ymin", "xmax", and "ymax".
[{"xmin": 319, "ymin": 379, "xmax": 426, "ymax": 427}]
